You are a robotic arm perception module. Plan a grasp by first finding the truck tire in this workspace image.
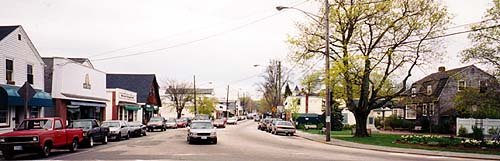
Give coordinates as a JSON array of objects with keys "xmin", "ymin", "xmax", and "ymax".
[
  {"xmin": 40, "ymin": 143, "xmax": 52, "ymax": 158},
  {"xmin": 103, "ymin": 135, "xmax": 108, "ymax": 144},
  {"xmin": 69, "ymin": 138, "xmax": 78, "ymax": 152}
]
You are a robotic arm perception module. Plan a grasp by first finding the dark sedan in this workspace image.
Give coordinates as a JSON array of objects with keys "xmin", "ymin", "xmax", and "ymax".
[{"xmin": 69, "ymin": 119, "xmax": 109, "ymax": 147}]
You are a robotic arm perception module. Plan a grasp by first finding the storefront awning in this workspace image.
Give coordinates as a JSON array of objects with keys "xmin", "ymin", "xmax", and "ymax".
[
  {"xmin": 70, "ymin": 101, "xmax": 106, "ymax": 107},
  {"xmin": 124, "ymin": 105, "xmax": 141, "ymax": 111},
  {"xmin": 144, "ymin": 105, "xmax": 155, "ymax": 112},
  {"xmin": 0, "ymin": 84, "xmax": 53, "ymax": 107}
]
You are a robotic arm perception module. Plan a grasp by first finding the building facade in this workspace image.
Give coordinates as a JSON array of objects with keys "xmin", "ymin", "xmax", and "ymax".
[
  {"xmin": 0, "ymin": 26, "xmax": 53, "ymax": 132},
  {"xmin": 106, "ymin": 88, "xmax": 142, "ymax": 122},
  {"xmin": 43, "ymin": 57, "xmax": 108, "ymax": 124}
]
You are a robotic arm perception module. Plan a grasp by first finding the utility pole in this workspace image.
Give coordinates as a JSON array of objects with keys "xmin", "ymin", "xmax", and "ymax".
[
  {"xmin": 324, "ymin": 0, "xmax": 332, "ymax": 142},
  {"xmin": 226, "ymin": 85, "xmax": 229, "ymax": 118},
  {"xmin": 193, "ymin": 75, "xmax": 197, "ymax": 115},
  {"xmin": 277, "ymin": 61, "xmax": 282, "ymax": 118}
]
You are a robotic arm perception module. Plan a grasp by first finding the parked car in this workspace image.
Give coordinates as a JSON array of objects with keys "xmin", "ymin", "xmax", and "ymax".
[
  {"xmin": 147, "ymin": 117, "xmax": 166, "ymax": 131},
  {"xmin": 69, "ymin": 119, "xmax": 109, "ymax": 147},
  {"xmin": 128, "ymin": 122, "xmax": 147, "ymax": 137},
  {"xmin": 0, "ymin": 118, "xmax": 84, "ymax": 159},
  {"xmin": 271, "ymin": 121, "xmax": 296, "ymax": 136},
  {"xmin": 176, "ymin": 119, "xmax": 188, "ymax": 128},
  {"xmin": 102, "ymin": 120, "xmax": 130, "ymax": 141},
  {"xmin": 194, "ymin": 114, "xmax": 210, "ymax": 121},
  {"xmin": 227, "ymin": 117, "xmax": 238, "ymax": 125},
  {"xmin": 254, "ymin": 116, "xmax": 261, "ymax": 122},
  {"xmin": 181, "ymin": 117, "xmax": 192, "ymax": 126},
  {"xmin": 187, "ymin": 120, "xmax": 217, "ymax": 144},
  {"xmin": 258, "ymin": 118, "xmax": 270, "ymax": 130},
  {"xmin": 266, "ymin": 118, "xmax": 282, "ymax": 133},
  {"xmin": 165, "ymin": 118, "xmax": 178, "ymax": 129},
  {"xmin": 213, "ymin": 119, "xmax": 226, "ymax": 128}
]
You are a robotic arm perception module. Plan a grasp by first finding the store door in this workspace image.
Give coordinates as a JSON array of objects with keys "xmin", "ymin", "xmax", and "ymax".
[{"xmin": 128, "ymin": 110, "xmax": 134, "ymax": 122}]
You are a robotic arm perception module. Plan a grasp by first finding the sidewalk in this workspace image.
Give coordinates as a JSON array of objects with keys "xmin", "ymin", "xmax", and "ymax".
[{"xmin": 295, "ymin": 130, "xmax": 500, "ymax": 160}]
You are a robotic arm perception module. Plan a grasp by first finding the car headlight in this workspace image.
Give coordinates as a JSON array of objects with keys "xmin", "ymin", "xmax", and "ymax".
[
  {"xmin": 0, "ymin": 138, "xmax": 5, "ymax": 143},
  {"xmin": 33, "ymin": 136, "xmax": 39, "ymax": 142},
  {"xmin": 210, "ymin": 132, "xmax": 216, "ymax": 135}
]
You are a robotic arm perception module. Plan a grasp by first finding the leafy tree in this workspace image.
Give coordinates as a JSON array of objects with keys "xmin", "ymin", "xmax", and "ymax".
[
  {"xmin": 289, "ymin": 0, "xmax": 450, "ymax": 137},
  {"xmin": 164, "ymin": 80, "xmax": 192, "ymax": 119},
  {"xmin": 288, "ymin": 98, "xmax": 301, "ymax": 121},
  {"xmin": 454, "ymin": 88, "xmax": 500, "ymax": 119},
  {"xmin": 461, "ymin": 0, "xmax": 500, "ymax": 76},
  {"xmin": 188, "ymin": 97, "xmax": 216, "ymax": 117}
]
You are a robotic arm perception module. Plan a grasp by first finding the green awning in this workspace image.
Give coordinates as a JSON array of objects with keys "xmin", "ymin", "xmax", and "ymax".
[
  {"xmin": 124, "ymin": 105, "xmax": 141, "ymax": 111},
  {"xmin": 144, "ymin": 105, "xmax": 154, "ymax": 112}
]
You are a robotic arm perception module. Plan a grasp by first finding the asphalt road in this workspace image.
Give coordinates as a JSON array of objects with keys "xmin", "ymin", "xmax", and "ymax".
[{"xmin": 7, "ymin": 120, "xmax": 483, "ymax": 161}]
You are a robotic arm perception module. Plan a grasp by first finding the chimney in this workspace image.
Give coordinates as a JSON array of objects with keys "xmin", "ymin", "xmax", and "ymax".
[{"xmin": 438, "ymin": 66, "xmax": 446, "ymax": 72}]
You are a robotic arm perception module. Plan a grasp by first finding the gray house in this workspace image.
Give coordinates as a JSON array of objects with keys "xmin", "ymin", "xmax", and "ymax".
[{"xmin": 400, "ymin": 65, "xmax": 498, "ymax": 131}]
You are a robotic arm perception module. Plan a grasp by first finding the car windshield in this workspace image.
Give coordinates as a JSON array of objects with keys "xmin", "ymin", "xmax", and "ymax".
[
  {"xmin": 176, "ymin": 119, "xmax": 184, "ymax": 123},
  {"xmin": 129, "ymin": 122, "xmax": 140, "ymax": 127},
  {"xmin": 102, "ymin": 122, "xmax": 120, "ymax": 127},
  {"xmin": 167, "ymin": 118, "xmax": 176, "ymax": 122},
  {"xmin": 277, "ymin": 121, "xmax": 293, "ymax": 126},
  {"xmin": 150, "ymin": 118, "xmax": 162, "ymax": 122},
  {"xmin": 190, "ymin": 122, "xmax": 213, "ymax": 129},
  {"xmin": 71, "ymin": 121, "xmax": 92, "ymax": 129},
  {"xmin": 17, "ymin": 120, "xmax": 52, "ymax": 130}
]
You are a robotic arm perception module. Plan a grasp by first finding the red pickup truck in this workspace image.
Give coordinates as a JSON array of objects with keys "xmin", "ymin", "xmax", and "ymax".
[{"xmin": 0, "ymin": 117, "xmax": 84, "ymax": 159}]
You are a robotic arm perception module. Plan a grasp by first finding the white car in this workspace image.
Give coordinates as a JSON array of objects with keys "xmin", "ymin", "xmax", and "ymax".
[
  {"xmin": 187, "ymin": 120, "xmax": 217, "ymax": 144},
  {"xmin": 102, "ymin": 120, "xmax": 130, "ymax": 141},
  {"xmin": 227, "ymin": 117, "xmax": 238, "ymax": 125}
]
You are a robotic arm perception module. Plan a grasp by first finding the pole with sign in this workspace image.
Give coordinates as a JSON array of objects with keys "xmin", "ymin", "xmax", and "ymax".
[{"xmin": 18, "ymin": 82, "xmax": 36, "ymax": 119}]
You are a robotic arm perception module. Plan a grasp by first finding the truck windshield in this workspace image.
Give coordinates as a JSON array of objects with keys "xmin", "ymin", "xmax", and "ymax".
[
  {"xmin": 71, "ymin": 121, "xmax": 91, "ymax": 129},
  {"xmin": 17, "ymin": 120, "xmax": 52, "ymax": 130},
  {"xmin": 190, "ymin": 122, "xmax": 213, "ymax": 129},
  {"xmin": 102, "ymin": 122, "xmax": 120, "ymax": 127}
]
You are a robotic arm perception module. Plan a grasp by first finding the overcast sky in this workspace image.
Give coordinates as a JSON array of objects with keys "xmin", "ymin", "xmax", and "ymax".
[{"xmin": 0, "ymin": 0, "xmax": 493, "ymax": 99}]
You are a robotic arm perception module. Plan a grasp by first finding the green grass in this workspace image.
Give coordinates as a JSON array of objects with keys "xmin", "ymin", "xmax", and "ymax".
[{"xmin": 300, "ymin": 129, "xmax": 500, "ymax": 155}]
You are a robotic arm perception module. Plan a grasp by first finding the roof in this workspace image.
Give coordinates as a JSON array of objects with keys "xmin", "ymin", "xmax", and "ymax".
[
  {"xmin": 0, "ymin": 26, "xmax": 18, "ymax": 41},
  {"xmin": 404, "ymin": 65, "xmax": 473, "ymax": 96},
  {"xmin": 106, "ymin": 74, "xmax": 161, "ymax": 105}
]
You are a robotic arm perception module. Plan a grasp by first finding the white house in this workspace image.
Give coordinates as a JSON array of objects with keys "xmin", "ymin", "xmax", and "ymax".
[
  {"xmin": 0, "ymin": 25, "xmax": 53, "ymax": 133},
  {"xmin": 284, "ymin": 95, "xmax": 324, "ymax": 115}
]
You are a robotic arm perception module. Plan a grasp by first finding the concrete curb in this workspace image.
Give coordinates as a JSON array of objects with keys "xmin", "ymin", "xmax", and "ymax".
[{"xmin": 295, "ymin": 131, "xmax": 500, "ymax": 160}]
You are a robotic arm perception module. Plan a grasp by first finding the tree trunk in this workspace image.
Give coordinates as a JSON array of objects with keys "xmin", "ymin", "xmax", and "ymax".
[
  {"xmin": 354, "ymin": 111, "xmax": 370, "ymax": 137},
  {"xmin": 176, "ymin": 109, "xmax": 182, "ymax": 119},
  {"xmin": 305, "ymin": 94, "xmax": 309, "ymax": 113}
]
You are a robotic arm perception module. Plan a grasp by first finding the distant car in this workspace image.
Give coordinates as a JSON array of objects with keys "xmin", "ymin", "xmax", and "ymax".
[
  {"xmin": 246, "ymin": 113, "xmax": 254, "ymax": 119},
  {"xmin": 213, "ymin": 119, "xmax": 226, "ymax": 128},
  {"xmin": 266, "ymin": 118, "xmax": 282, "ymax": 133},
  {"xmin": 176, "ymin": 119, "xmax": 188, "ymax": 128},
  {"xmin": 102, "ymin": 120, "xmax": 130, "ymax": 141},
  {"xmin": 147, "ymin": 117, "xmax": 166, "ymax": 131},
  {"xmin": 165, "ymin": 118, "xmax": 178, "ymax": 129},
  {"xmin": 69, "ymin": 119, "xmax": 109, "ymax": 147},
  {"xmin": 271, "ymin": 121, "xmax": 296, "ymax": 136},
  {"xmin": 227, "ymin": 117, "xmax": 238, "ymax": 125},
  {"xmin": 181, "ymin": 117, "xmax": 192, "ymax": 126},
  {"xmin": 194, "ymin": 114, "xmax": 210, "ymax": 120},
  {"xmin": 128, "ymin": 122, "xmax": 147, "ymax": 137},
  {"xmin": 187, "ymin": 120, "xmax": 217, "ymax": 144},
  {"xmin": 254, "ymin": 116, "xmax": 261, "ymax": 122},
  {"xmin": 258, "ymin": 118, "xmax": 270, "ymax": 130}
]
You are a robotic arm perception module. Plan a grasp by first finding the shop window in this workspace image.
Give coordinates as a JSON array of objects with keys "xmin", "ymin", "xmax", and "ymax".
[
  {"xmin": 30, "ymin": 107, "xmax": 40, "ymax": 118},
  {"xmin": 405, "ymin": 105, "xmax": 417, "ymax": 119},
  {"xmin": 458, "ymin": 80, "xmax": 466, "ymax": 91},
  {"xmin": 27, "ymin": 64, "xmax": 33, "ymax": 84},
  {"xmin": 6, "ymin": 59, "xmax": 13, "ymax": 84},
  {"xmin": 0, "ymin": 106, "xmax": 9, "ymax": 127}
]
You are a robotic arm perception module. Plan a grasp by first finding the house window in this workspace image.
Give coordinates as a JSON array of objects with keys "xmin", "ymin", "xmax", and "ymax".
[
  {"xmin": 422, "ymin": 104, "xmax": 428, "ymax": 116},
  {"xmin": 297, "ymin": 99, "xmax": 301, "ymax": 105},
  {"xmin": 6, "ymin": 59, "xmax": 13, "ymax": 84},
  {"xmin": 342, "ymin": 113, "xmax": 348, "ymax": 124},
  {"xmin": 458, "ymin": 80, "xmax": 466, "ymax": 91},
  {"xmin": 411, "ymin": 87, "xmax": 416, "ymax": 97},
  {"xmin": 426, "ymin": 85, "xmax": 432, "ymax": 95},
  {"xmin": 27, "ymin": 64, "xmax": 33, "ymax": 84},
  {"xmin": 0, "ymin": 105, "xmax": 9, "ymax": 126},
  {"xmin": 368, "ymin": 117, "xmax": 374, "ymax": 125},
  {"xmin": 429, "ymin": 103, "xmax": 434, "ymax": 116},
  {"xmin": 479, "ymin": 80, "xmax": 487, "ymax": 93},
  {"xmin": 17, "ymin": 34, "xmax": 21, "ymax": 41},
  {"xmin": 405, "ymin": 104, "xmax": 417, "ymax": 119}
]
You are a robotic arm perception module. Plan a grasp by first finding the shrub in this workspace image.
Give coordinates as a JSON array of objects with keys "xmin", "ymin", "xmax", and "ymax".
[
  {"xmin": 458, "ymin": 126, "xmax": 467, "ymax": 137},
  {"xmin": 398, "ymin": 135, "xmax": 460, "ymax": 147},
  {"xmin": 343, "ymin": 124, "xmax": 355, "ymax": 130},
  {"xmin": 471, "ymin": 126, "xmax": 484, "ymax": 141}
]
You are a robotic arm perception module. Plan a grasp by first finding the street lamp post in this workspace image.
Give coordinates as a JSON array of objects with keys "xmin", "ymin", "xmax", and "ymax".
[{"xmin": 277, "ymin": 0, "xmax": 331, "ymax": 142}]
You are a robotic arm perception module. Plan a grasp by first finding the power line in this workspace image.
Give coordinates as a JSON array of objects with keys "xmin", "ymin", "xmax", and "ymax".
[{"xmin": 91, "ymin": 0, "xmax": 310, "ymax": 62}]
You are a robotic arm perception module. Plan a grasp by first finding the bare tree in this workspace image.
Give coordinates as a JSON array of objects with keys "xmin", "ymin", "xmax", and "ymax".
[
  {"xmin": 164, "ymin": 79, "xmax": 192, "ymax": 119},
  {"xmin": 258, "ymin": 60, "xmax": 290, "ymax": 116}
]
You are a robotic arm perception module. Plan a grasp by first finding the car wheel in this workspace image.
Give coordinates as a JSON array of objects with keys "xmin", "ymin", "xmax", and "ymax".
[
  {"xmin": 143, "ymin": 131, "xmax": 147, "ymax": 136},
  {"xmin": 40, "ymin": 143, "xmax": 51, "ymax": 158},
  {"xmin": 213, "ymin": 138, "xmax": 217, "ymax": 144},
  {"xmin": 125, "ymin": 132, "xmax": 130, "ymax": 140},
  {"xmin": 69, "ymin": 138, "xmax": 78, "ymax": 152},
  {"xmin": 3, "ymin": 150, "xmax": 14, "ymax": 160},
  {"xmin": 117, "ymin": 133, "xmax": 121, "ymax": 141},
  {"xmin": 88, "ymin": 136, "xmax": 94, "ymax": 147},
  {"xmin": 103, "ymin": 135, "xmax": 108, "ymax": 144}
]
